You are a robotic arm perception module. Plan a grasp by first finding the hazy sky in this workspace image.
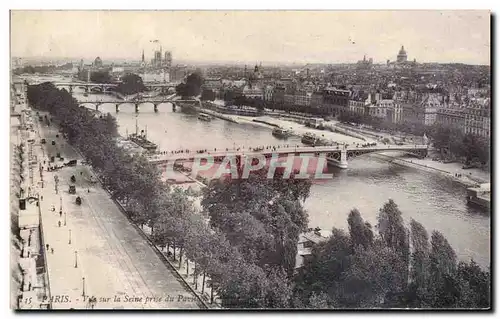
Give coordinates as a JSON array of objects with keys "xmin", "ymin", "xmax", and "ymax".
[{"xmin": 10, "ymin": 10, "xmax": 490, "ymax": 65}]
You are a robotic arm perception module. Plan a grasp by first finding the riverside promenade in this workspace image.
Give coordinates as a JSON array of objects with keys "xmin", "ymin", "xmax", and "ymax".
[{"xmin": 35, "ymin": 114, "xmax": 202, "ymax": 309}]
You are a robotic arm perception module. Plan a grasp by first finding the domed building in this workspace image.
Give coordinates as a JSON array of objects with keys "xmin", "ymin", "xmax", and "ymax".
[
  {"xmin": 396, "ymin": 46, "xmax": 408, "ymax": 63},
  {"xmin": 386, "ymin": 45, "xmax": 417, "ymax": 69},
  {"xmin": 93, "ymin": 56, "xmax": 103, "ymax": 68}
]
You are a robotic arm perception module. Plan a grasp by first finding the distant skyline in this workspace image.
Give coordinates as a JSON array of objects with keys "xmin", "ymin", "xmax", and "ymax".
[{"xmin": 10, "ymin": 11, "xmax": 491, "ymax": 65}]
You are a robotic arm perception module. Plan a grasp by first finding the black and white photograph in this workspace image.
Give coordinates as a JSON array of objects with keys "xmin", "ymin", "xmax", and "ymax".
[{"xmin": 9, "ymin": 10, "xmax": 491, "ymax": 310}]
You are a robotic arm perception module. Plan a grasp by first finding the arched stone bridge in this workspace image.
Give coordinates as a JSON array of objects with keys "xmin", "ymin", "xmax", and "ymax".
[
  {"xmin": 53, "ymin": 82, "xmax": 180, "ymax": 94},
  {"xmin": 78, "ymin": 97, "xmax": 201, "ymax": 113},
  {"xmin": 148, "ymin": 144, "xmax": 429, "ymax": 169}
]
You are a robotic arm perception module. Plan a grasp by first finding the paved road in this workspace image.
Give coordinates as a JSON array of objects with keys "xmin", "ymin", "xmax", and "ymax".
[{"xmin": 37, "ymin": 115, "xmax": 202, "ymax": 309}]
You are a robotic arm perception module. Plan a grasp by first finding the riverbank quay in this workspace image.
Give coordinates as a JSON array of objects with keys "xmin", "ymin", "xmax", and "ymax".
[
  {"xmin": 32, "ymin": 111, "xmax": 203, "ymax": 309},
  {"xmin": 203, "ymin": 100, "xmax": 324, "ymax": 123},
  {"xmin": 372, "ymin": 152, "xmax": 490, "ymax": 188},
  {"xmin": 197, "ymin": 108, "xmax": 240, "ymax": 123},
  {"xmin": 197, "ymin": 104, "xmax": 370, "ymax": 146}
]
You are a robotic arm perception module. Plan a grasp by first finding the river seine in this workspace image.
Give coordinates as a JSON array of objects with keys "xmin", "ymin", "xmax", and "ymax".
[{"xmin": 79, "ymin": 96, "xmax": 490, "ymax": 269}]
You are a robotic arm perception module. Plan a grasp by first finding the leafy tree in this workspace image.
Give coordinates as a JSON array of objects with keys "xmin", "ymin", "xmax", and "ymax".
[
  {"xmin": 90, "ymin": 70, "xmax": 112, "ymax": 83},
  {"xmin": 377, "ymin": 200, "xmax": 409, "ymax": 260},
  {"xmin": 176, "ymin": 73, "xmax": 203, "ymax": 98},
  {"xmin": 293, "ymin": 228, "xmax": 353, "ymax": 307},
  {"xmin": 116, "ymin": 73, "xmax": 146, "ymax": 95},
  {"xmin": 456, "ymin": 260, "xmax": 491, "ymax": 308},
  {"xmin": 348, "ymin": 209, "xmax": 374, "ymax": 249},
  {"xmin": 340, "ymin": 243, "xmax": 406, "ymax": 308},
  {"xmin": 202, "ymin": 169, "xmax": 310, "ymax": 274},
  {"xmin": 429, "ymin": 231, "xmax": 457, "ymax": 281}
]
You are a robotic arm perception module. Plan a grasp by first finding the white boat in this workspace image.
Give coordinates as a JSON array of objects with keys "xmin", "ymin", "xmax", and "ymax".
[
  {"xmin": 272, "ymin": 127, "xmax": 293, "ymax": 139},
  {"xmin": 198, "ymin": 113, "xmax": 212, "ymax": 121}
]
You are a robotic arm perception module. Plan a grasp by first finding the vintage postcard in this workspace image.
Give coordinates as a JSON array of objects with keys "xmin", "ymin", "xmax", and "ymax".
[{"xmin": 10, "ymin": 10, "xmax": 491, "ymax": 310}]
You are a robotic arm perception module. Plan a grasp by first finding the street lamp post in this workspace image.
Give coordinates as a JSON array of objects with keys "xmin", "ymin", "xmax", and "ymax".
[
  {"xmin": 68, "ymin": 229, "xmax": 71, "ymax": 245},
  {"xmin": 82, "ymin": 277, "xmax": 85, "ymax": 297},
  {"xmin": 74, "ymin": 251, "xmax": 78, "ymax": 268}
]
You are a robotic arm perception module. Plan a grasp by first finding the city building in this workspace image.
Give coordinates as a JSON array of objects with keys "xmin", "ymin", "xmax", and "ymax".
[
  {"xmin": 295, "ymin": 230, "xmax": 327, "ymax": 270},
  {"xmin": 76, "ymin": 56, "xmax": 111, "ymax": 82},
  {"xmin": 322, "ymin": 87, "xmax": 350, "ymax": 116},
  {"xmin": 141, "ymin": 69, "xmax": 169, "ymax": 83},
  {"xmin": 294, "ymin": 90, "xmax": 312, "ymax": 107},
  {"xmin": 264, "ymin": 85, "xmax": 274, "ymax": 102},
  {"xmin": 310, "ymin": 92, "xmax": 324, "ymax": 107},
  {"xmin": 164, "ymin": 51, "xmax": 172, "ymax": 68},
  {"xmin": 272, "ymin": 85, "xmax": 286, "ymax": 105},
  {"xmin": 348, "ymin": 99, "xmax": 366, "ymax": 115},
  {"xmin": 387, "ymin": 45, "xmax": 418, "ymax": 68},
  {"xmin": 402, "ymin": 93, "xmax": 441, "ymax": 126},
  {"xmin": 397, "ymin": 46, "xmax": 408, "ymax": 63},
  {"xmin": 436, "ymin": 98, "xmax": 491, "ymax": 138},
  {"xmin": 242, "ymin": 82, "xmax": 264, "ymax": 99},
  {"xmin": 357, "ymin": 55, "xmax": 373, "ymax": 69},
  {"xmin": 202, "ymin": 77, "xmax": 223, "ymax": 91}
]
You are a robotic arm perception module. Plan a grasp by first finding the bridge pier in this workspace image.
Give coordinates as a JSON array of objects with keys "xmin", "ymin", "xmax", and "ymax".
[
  {"xmin": 84, "ymin": 87, "xmax": 89, "ymax": 93},
  {"xmin": 326, "ymin": 150, "xmax": 348, "ymax": 169},
  {"xmin": 115, "ymin": 104, "xmax": 119, "ymax": 113},
  {"xmin": 69, "ymin": 86, "xmax": 73, "ymax": 94},
  {"xmin": 172, "ymin": 103, "xmax": 177, "ymax": 112},
  {"xmin": 153, "ymin": 104, "xmax": 158, "ymax": 113},
  {"xmin": 96, "ymin": 104, "xmax": 99, "ymax": 111},
  {"xmin": 135, "ymin": 104, "xmax": 139, "ymax": 113}
]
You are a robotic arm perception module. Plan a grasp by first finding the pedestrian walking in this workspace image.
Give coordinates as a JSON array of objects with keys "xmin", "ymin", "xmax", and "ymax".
[
  {"xmin": 59, "ymin": 211, "xmax": 62, "ymax": 218},
  {"xmin": 46, "ymin": 244, "xmax": 49, "ymax": 251},
  {"xmin": 51, "ymin": 248, "xmax": 54, "ymax": 254},
  {"xmin": 58, "ymin": 221, "xmax": 61, "ymax": 227}
]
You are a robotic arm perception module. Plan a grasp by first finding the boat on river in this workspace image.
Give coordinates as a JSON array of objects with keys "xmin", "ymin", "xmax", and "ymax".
[
  {"xmin": 198, "ymin": 113, "xmax": 212, "ymax": 122},
  {"xmin": 127, "ymin": 118, "xmax": 158, "ymax": 153},
  {"xmin": 301, "ymin": 132, "xmax": 330, "ymax": 146},
  {"xmin": 466, "ymin": 183, "xmax": 490, "ymax": 211},
  {"xmin": 272, "ymin": 127, "xmax": 293, "ymax": 139}
]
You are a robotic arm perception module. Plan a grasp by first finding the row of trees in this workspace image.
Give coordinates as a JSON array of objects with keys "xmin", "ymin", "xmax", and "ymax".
[
  {"xmin": 293, "ymin": 200, "xmax": 490, "ymax": 309},
  {"xmin": 338, "ymin": 110, "xmax": 427, "ymax": 136},
  {"xmin": 428, "ymin": 122, "xmax": 490, "ymax": 166},
  {"xmin": 26, "ymin": 82, "xmax": 306, "ymax": 308}
]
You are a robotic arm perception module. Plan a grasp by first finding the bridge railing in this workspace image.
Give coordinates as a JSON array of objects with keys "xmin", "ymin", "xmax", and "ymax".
[{"xmin": 148, "ymin": 144, "xmax": 428, "ymax": 161}]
